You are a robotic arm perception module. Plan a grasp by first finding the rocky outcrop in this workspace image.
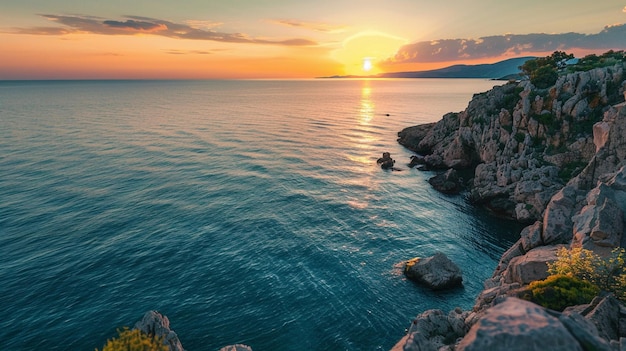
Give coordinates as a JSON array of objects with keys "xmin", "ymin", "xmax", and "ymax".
[
  {"xmin": 393, "ymin": 61, "xmax": 626, "ymax": 351},
  {"xmin": 428, "ymin": 169, "xmax": 463, "ymax": 194},
  {"xmin": 390, "ymin": 308, "xmax": 469, "ymax": 351},
  {"xmin": 134, "ymin": 311, "xmax": 185, "ymax": 351},
  {"xmin": 377, "ymin": 151, "xmax": 396, "ymax": 169},
  {"xmin": 404, "ymin": 252, "xmax": 463, "ymax": 290},
  {"xmin": 474, "ymin": 105, "xmax": 626, "ymax": 313},
  {"xmin": 457, "ymin": 298, "xmax": 583, "ymax": 351},
  {"xmin": 218, "ymin": 345, "xmax": 253, "ymax": 351},
  {"xmin": 398, "ymin": 63, "xmax": 626, "ymax": 222},
  {"xmin": 393, "ymin": 296, "xmax": 625, "ymax": 351}
]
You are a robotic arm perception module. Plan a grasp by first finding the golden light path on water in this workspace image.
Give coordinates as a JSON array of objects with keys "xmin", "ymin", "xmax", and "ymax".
[{"xmin": 345, "ymin": 81, "xmax": 379, "ymax": 210}]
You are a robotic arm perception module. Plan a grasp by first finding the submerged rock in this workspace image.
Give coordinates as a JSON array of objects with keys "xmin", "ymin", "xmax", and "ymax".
[{"xmin": 404, "ymin": 252, "xmax": 463, "ymax": 290}]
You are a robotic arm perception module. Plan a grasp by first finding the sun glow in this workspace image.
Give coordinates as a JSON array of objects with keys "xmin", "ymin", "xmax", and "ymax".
[
  {"xmin": 362, "ymin": 58, "xmax": 373, "ymax": 72},
  {"xmin": 332, "ymin": 31, "xmax": 407, "ymax": 76}
]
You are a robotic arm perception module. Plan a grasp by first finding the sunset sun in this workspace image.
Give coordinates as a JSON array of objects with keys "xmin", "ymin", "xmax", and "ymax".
[
  {"xmin": 362, "ymin": 58, "xmax": 373, "ymax": 72},
  {"xmin": 332, "ymin": 31, "xmax": 407, "ymax": 76}
]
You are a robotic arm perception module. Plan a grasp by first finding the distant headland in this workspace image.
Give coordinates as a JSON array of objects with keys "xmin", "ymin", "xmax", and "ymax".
[{"xmin": 319, "ymin": 56, "xmax": 535, "ymax": 80}]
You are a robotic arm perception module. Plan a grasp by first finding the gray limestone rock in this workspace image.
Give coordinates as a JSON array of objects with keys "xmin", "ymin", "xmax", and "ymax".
[
  {"xmin": 456, "ymin": 298, "xmax": 583, "ymax": 351},
  {"xmin": 520, "ymin": 221, "xmax": 544, "ymax": 252},
  {"xmin": 134, "ymin": 311, "xmax": 184, "ymax": 351},
  {"xmin": 586, "ymin": 295, "xmax": 622, "ymax": 342},
  {"xmin": 404, "ymin": 252, "xmax": 463, "ymax": 290},
  {"xmin": 428, "ymin": 169, "xmax": 463, "ymax": 194},
  {"xmin": 503, "ymin": 245, "xmax": 563, "ymax": 285},
  {"xmin": 218, "ymin": 345, "xmax": 253, "ymax": 351},
  {"xmin": 559, "ymin": 312, "xmax": 612, "ymax": 351}
]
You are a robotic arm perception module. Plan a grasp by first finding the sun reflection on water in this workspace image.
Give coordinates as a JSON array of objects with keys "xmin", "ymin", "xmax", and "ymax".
[{"xmin": 360, "ymin": 83, "xmax": 374, "ymax": 124}]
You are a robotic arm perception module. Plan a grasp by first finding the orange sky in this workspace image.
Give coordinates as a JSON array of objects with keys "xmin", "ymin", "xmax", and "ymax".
[{"xmin": 1, "ymin": 1, "xmax": 626, "ymax": 79}]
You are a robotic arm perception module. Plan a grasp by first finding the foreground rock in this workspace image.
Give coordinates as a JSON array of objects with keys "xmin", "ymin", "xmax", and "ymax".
[
  {"xmin": 133, "ymin": 311, "xmax": 254, "ymax": 351},
  {"xmin": 393, "ymin": 296, "xmax": 621, "ymax": 351},
  {"xmin": 457, "ymin": 298, "xmax": 583, "ymax": 351},
  {"xmin": 134, "ymin": 311, "xmax": 185, "ymax": 351},
  {"xmin": 404, "ymin": 252, "xmax": 463, "ymax": 290}
]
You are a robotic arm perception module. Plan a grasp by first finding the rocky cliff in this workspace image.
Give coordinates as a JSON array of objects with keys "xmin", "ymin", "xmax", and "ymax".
[
  {"xmin": 399, "ymin": 62, "xmax": 626, "ymax": 222},
  {"xmin": 394, "ymin": 59, "xmax": 626, "ymax": 350}
]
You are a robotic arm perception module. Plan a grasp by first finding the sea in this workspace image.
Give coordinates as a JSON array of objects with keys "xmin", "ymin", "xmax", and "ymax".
[{"xmin": 0, "ymin": 79, "xmax": 524, "ymax": 351}]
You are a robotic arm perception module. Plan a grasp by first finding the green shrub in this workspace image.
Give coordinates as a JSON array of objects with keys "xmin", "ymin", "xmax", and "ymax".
[
  {"xmin": 522, "ymin": 274, "xmax": 599, "ymax": 311},
  {"xmin": 548, "ymin": 247, "xmax": 626, "ymax": 301},
  {"xmin": 96, "ymin": 328, "xmax": 168, "ymax": 351},
  {"xmin": 514, "ymin": 132, "xmax": 525, "ymax": 143},
  {"xmin": 533, "ymin": 113, "xmax": 555, "ymax": 126}
]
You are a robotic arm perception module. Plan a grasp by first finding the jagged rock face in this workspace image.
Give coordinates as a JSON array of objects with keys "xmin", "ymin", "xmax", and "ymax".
[
  {"xmin": 473, "ymin": 105, "xmax": 626, "ymax": 313},
  {"xmin": 428, "ymin": 169, "xmax": 463, "ymax": 194},
  {"xmin": 390, "ymin": 308, "xmax": 469, "ymax": 351},
  {"xmin": 134, "ymin": 311, "xmax": 184, "ymax": 351},
  {"xmin": 398, "ymin": 63, "xmax": 626, "ymax": 221},
  {"xmin": 502, "ymin": 245, "xmax": 563, "ymax": 285},
  {"xmin": 456, "ymin": 298, "xmax": 583, "ymax": 351}
]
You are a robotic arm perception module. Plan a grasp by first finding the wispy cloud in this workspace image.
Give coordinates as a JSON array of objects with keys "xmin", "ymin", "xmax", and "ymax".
[
  {"xmin": 165, "ymin": 49, "xmax": 222, "ymax": 55},
  {"xmin": 270, "ymin": 19, "xmax": 348, "ymax": 34},
  {"xmin": 10, "ymin": 14, "xmax": 317, "ymax": 46},
  {"xmin": 385, "ymin": 24, "xmax": 626, "ymax": 64}
]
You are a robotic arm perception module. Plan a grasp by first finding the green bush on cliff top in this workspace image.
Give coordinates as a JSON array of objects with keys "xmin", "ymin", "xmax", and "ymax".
[
  {"xmin": 547, "ymin": 247, "xmax": 626, "ymax": 301},
  {"xmin": 520, "ymin": 51, "xmax": 573, "ymax": 89},
  {"xmin": 96, "ymin": 327, "xmax": 168, "ymax": 351},
  {"xmin": 522, "ymin": 274, "xmax": 599, "ymax": 311}
]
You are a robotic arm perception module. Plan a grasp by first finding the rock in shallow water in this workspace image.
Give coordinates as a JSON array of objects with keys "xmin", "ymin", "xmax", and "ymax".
[{"xmin": 404, "ymin": 252, "xmax": 463, "ymax": 290}]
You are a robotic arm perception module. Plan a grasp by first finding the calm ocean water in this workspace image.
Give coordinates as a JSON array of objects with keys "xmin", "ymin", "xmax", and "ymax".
[{"xmin": 0, "ymin": 79, "xmax": 522, "ymax": 351}]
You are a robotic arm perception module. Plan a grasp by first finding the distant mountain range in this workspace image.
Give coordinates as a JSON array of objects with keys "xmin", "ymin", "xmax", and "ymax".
[{"xmin": 322, "ymin": 57, "xmax": 535, "ymax": 80}]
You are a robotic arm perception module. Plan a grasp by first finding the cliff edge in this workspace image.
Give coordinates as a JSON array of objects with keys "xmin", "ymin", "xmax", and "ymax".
[{"xmin": 394, "ymin": 52, "xmax": 626, "ymax": 350}]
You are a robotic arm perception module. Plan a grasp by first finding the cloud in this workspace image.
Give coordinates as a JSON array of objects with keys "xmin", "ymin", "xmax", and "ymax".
[
  {"xmin": 165, "ymin": 49, "xmax": 215, "ymax": 55},
  {"xmin": 271, "ymin": 19, "xmax": 348, "ymax": 33},
  {"xmin": 385, "ymin": 24, "xmax": 626, "ymax": 64},
  {"xmin": 10, "ymin": 14, "xmax": 317, "ymax": 46}
]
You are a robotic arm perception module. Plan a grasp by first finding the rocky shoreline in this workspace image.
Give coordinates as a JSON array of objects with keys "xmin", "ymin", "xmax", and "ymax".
[
  {"xmin": 101, "ymin": 55, "xmax": 626, "ymax": 351},
  {"xmin": 392, "ymin": 57, "xmax": 626, "ymax": 350}
]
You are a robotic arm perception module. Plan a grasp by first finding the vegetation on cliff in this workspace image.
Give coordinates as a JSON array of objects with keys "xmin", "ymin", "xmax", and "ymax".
[
  {"xmin": 96, "ymin": 327, "xmax": 167, "ymax": 351},
  {"xmin": 521, "ymin": 274, "xmax": 599, "ymax": 311},
  {"xmin": 548, "ymin": 247, "xmax": 626, "ymax": 301}
]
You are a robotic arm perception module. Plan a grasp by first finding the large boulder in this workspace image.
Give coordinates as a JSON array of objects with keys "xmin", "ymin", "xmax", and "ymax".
[
  {"xmin": 390, "ymin": 308, "xmax": 469, "ymax": 351},
  {"xmin": 572, "ymin": 184, "xmax": 624, "ymax": 255},
  {"xmin": 428, "ymin": 169, "xmax": 463, "ymax": 194},
  {"xmin": 398, "ymin": 123, "xmax": 437, "ymax": 153},
  {"xmin": 503, "ymin": 245, "xmax": 563, "ymax": 285},
  {"xmin": 377, "ymin": 152, "xmax": 396, "ymax": 169},
  {"xmin": 404, "ymin": 252, "xmax": 463, "ymax": 290},
  {"xmin": 134, "ymin": 311, "xmax": 184, "ymax": 351},
  {"xmin": 456, "ymin": 298, "xmax": 583, "ymax": 351}
]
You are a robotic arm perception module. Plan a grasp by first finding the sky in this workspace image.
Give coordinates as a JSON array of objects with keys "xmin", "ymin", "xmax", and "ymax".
[{"xmin": 1, "ymin": 0, "xmax": 626, "ymax": 79}]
